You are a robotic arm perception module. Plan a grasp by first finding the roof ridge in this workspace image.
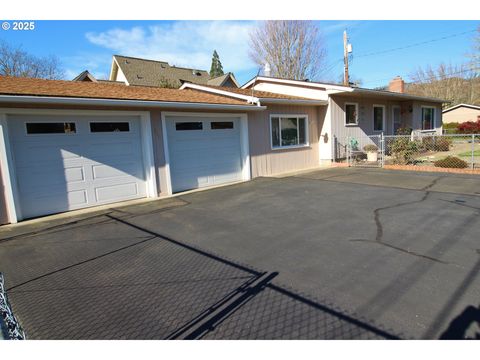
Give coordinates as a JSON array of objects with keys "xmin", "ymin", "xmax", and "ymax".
[
  {"xmin": 114, "ymin": 54, "xmax": 208, "ymax": 73},
  {"xmin": 114, "ymin": 54, "xmax": 169, "ymax": 65}
]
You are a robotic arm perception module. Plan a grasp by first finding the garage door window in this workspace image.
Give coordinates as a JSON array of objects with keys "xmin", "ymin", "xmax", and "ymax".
[
  {"xmin": 176, "ymin": 122, "xmax": 203, "ymax": 131},
  {"xmin": 211, "ymin": 121, "xmax": 234, "ymax": 130},
  {"xmin": 90, "ymin": 122, "xmax": 130, "ymax": 132},
  {"xmin": 26, "ymin": 122, "xmax": 76, "ymax": 134},
  {"xmin": 270, "ymin": 115, "xmax": 308, "ymax": 149}
]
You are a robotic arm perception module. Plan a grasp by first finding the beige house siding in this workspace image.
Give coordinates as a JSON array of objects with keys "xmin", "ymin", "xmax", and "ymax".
[
  {"xmin": 443, "ymin": 106, "xmax": 480, "ymax": 124},
  {"xmin": 248, "ymin": 104, "xmax": 324, "ymax": 177},
  {"xmin": 329, "ymin": 96, "xmax": 443, "ymax": 159}
]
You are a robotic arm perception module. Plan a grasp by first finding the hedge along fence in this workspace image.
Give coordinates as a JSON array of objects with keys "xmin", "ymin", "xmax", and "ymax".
[
  {"xmin": 383, "ymin": 134, "xmax": 480, "ymax": 172},
  {"xmin": 443, "ymin": 120, "xmax": 480, "ymax": 134}
]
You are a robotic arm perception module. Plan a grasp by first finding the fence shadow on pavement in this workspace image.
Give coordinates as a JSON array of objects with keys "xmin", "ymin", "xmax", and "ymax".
[{"xmin": 2, "ymin": 212, "xmax": 400, "ymax": 340}]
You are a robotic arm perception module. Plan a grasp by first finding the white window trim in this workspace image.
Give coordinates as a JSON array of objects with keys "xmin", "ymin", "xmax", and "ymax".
[
  {"xmin": 421, "ymin": 106, "xmax": 436, "ymax": 130},
  {"xmin": 161, "ymin": 112, "xmax": 250, "ymax": 196},
  {"xmin": 373, "ymin": 104, "xmax": 386, "ymax": 133},
  {"xmin": 0, "ymin": 108, "xmax": 158, "ymax": 223},
  {"xmin": 344, "ymin": 102, "xmax": 359, "ymax": 126},
  {"xmin": 269, "ymin": 114, "xmax": 310, "ymax": 151}
]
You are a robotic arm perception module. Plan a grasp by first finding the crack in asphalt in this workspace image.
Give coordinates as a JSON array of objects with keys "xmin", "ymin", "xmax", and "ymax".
[{"xmin": 354, "ymin": 176, "xmax": 449, "ymax": 264}]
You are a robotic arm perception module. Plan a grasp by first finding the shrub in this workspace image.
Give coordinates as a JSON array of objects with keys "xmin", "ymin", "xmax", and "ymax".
[
  {"xmin": 422, "ymin": 136, "xmax": 451, "ymax": 151},
  {"xmin": 363, "ymin": 144, "xmax": 378, "ymax": 152},
  {"xmin": 395, "ymin": 127, "xmax": 412, "ymax": 135},
  {"xmin": 458, "ymin": 120, "xmax": 480, "ymax": 134},
  {"xmin": 389, "ymin": 137, "xmax": 420, "ymax": 165},
  {"xmin": 434, "ymin": 156, "xmax": 468, "ymax": 169},
  {"xmin": 442, "ymin": 122, "xmax": 459, "ymax": 134}
]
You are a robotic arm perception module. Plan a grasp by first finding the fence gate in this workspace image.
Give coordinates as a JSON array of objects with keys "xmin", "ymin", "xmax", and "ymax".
[{"xmin": 346, "ymin": 135, "xmax": 384, "ymax": 168}]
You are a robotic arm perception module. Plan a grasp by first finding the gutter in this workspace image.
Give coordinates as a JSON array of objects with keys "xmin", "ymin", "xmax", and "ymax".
[
  {"xmin": 180, "ymin": 83, "xmax": 261, "ymax": 106},
  {"xmin": 258, "ymin": 98, "xmax": 328, "ymax": 106},
  {"xmin": 0, "ymin": 95, "xmax": 267, "ymax": 111}
]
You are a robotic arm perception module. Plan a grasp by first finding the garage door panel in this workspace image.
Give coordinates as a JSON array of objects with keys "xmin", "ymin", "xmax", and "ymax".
[
  {"xmin": 8, "ymin": 114, "xmax": 148, "ymax": 219},
  {"xmin": 171, "ymin": 148, "xmax": 241, "ymax": 166},
  {"xmin": 166, "ymin": 116, "xmax": 244, "ymax": 193},
  {"xmin": 95, "ymin": 182, "xmax": 139, "ymax": 203},
  {"xmin": 12, "ymin": 144, "xmax": 83, "ymax": 164},
  {"xmin": 21, "ymin": 189, "xmax": 88, "ymax": 215},
  {"xmin": 17, "ymin": 166, "xmax": 85, "ymax": 190},
  {"xmin": 84, "ymin": 141, "xmax": 139, "ymax": 158}
]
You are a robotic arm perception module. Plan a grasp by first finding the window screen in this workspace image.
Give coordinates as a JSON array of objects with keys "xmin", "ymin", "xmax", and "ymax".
[
  {"xmin": 373, "ymin": 106, "xmax": 384, "ymax": 131},
  {"xmin": 26, "ymin": 122, "xmax": 76, "ymax": 134},
  {"xmin": 90, "ymin": 122, "xmax": 130, "ymax": 132},
  {"xmin": 176, "ymin": 122, "xmax": 203, "ymax": 131},
  {"xmin": 211, "ymin": 121, "xmax": 234, "ymax": 129},
  {"xmin": 345, "ymin": 104, "xmax": 358, "ymax": 125},
  {"xmin": 271, "ymin": 116, "xmax": 307, "ymax": 148},
  {"xmin": 422, "ymin": 108, "xmax": 435, "ymax": 130}
]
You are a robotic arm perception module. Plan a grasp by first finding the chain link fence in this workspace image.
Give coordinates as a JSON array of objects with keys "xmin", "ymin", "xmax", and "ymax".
[
  {"xmin": 1, "ymin": 273, "xmax": 26, "ymax": 340},
  {"xmin": 338, "ymin": 133, "xmax": 480, "ymax": 174},
  {"xmin": 384, "ymin": 134, "xmax": 480, "ymax": 172}
]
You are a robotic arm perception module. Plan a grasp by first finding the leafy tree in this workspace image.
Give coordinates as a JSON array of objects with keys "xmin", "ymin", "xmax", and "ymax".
[
  {"xmin": 0, "ymin": 40, "xmax": 64, "ymax": 79},
  {"xmin": 209, "ymin": 50, "xmax": 224, "ymax": 78}
]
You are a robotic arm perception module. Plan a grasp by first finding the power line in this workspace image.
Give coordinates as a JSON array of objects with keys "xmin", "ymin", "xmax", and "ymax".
[
  {"xmin": 362, "ymin": 66, "xmax": 480, "ymax": 87},
  {"xmin": 355, "ymin": 29, "xmax": 477, "ymax": 59}
]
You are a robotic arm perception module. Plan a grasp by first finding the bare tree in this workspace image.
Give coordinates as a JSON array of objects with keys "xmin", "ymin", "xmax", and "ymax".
[
  {"xmin": 249, "ymin": 21, "xmax": 326, "ymax": 80},
  {"xmin": 407, "ymin": 63, "xmax": 479, "ymax": 107},
  {"xmin": 468, "ymin": 25, "xmax": 480, "ymax": 68},
  {"xmin": 0, "ymin": 40, "xmax": 64, "ymax": 79}
]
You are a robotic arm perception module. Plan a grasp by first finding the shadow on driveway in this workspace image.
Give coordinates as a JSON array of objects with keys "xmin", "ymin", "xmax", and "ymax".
[{"xmin": 0, "ymin": 211, "xmax": 398, "ymax": 340}]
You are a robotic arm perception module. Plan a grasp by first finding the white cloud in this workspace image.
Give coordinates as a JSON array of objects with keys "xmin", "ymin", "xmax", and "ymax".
[
  {"xmin": 61, "ymin": 52, "xmax": 112, "ymax": 80},
  {"xmin": 85, "ymin": 21, "xmax": 257, "ymax": 73}
]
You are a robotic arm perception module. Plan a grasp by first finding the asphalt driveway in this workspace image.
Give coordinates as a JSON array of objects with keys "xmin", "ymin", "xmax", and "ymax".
[{"xmin": 1, "ymin": 167, "xmax": 480, "ymax": 339}]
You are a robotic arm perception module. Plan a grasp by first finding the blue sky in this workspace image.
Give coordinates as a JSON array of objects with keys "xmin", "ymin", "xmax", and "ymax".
[{"xmin": 0, "ymin": 20, "xmax": 477, "ymax": 88}]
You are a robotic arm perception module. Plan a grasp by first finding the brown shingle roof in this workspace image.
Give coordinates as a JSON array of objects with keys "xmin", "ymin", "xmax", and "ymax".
[
  {"xmin": 0, "ymin": 76, "xmax": 254, "ymax": 106},
  {"xmin": 113, "ymin": 55, "xmax": 212, "ymax": 88}
]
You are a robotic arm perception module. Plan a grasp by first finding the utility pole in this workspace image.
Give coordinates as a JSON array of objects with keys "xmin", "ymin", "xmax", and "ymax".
[{"xmin": 343, "ymin": 30, "xmax": 349, "ymax": 86}]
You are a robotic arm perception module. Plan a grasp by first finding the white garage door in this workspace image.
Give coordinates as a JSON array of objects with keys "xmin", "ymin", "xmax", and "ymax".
[
  {"xmin": 166, "ymin": 116, "xmax": 244, "ymax": 193},
  {"xmin": 9, "ymin": 115, "xmax": 147, "ymax": 219}
]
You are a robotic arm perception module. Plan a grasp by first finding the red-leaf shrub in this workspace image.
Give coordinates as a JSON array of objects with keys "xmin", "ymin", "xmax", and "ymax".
[{"xmin": 457, "ymin": 120, "xmax": 480, "ymax": 134}]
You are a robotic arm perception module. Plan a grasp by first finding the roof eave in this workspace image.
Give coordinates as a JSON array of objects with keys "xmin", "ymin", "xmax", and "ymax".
[
  {"xmin": 0, "ymin": 95, "xmax": 266, "ymax": 111},
  {"xmin": 258, "ymin": 98, "xmax": 328, "ymax": 106},
  {"xmin": 348, "ymin": 88, "xmax": 446, "ymax": 103}
]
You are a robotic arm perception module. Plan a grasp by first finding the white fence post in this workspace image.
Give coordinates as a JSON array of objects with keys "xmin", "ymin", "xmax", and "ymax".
[{"xmin": 380, "ymin": 133, "xmax": 385, "ymax": 168}]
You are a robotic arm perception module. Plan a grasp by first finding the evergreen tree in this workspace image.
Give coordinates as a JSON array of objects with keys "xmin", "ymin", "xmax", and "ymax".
[{"xmin": 209, "ymin": 50, "xmax": 224, "ymax": 78}]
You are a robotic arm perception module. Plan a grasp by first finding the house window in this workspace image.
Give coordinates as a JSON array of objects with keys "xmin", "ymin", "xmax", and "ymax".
[
  {"xmin": 90, "ymin": 122, "xmax": 130, "ymax": 132},
  {"xmin": 373, "ymin": 105, "xmax": 385, "ymax": 132},
  {"xmin": 345, "ymin": 103, "xmax": 358, "ymax": 125},
  {"xmin": 422, "ymin": 107, "xmax": 435, "ymax": 130},
  {"xmin": 175, "ymin": 122, "xmax": 203, "ymax": 131},
  {"xmin": 270, "ymin": 115, "xmax": 308, "ymax": 149},
  {"xmin": 26, "ymin": 122, "xmax": 76, "ymax": 134},
  {"xmin": 211, "ymin": 121, "xmax": 234, "ymax": 130}
]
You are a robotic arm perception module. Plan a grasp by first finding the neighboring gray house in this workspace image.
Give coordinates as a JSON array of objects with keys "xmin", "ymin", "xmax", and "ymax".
[
  {"xmin": 109, "ymin": 55, "xmax": 239, "ymax": 88},
  {"xmin": 241, "ymin": 75, "xmax": 445, "ymax": 163}
]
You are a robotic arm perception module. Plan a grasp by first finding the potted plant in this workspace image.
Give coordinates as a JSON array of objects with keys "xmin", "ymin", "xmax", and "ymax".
[{"xmin": 363, "ymin": 144, "xmax": 379, "ymax": 162}]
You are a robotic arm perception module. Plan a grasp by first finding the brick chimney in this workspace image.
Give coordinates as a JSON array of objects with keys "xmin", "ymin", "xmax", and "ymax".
[{"xmin": 388, "ymin": 76, "xmax": 405, "ymax": 93}]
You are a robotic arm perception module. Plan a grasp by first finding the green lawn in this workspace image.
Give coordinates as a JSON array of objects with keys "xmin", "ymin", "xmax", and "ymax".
[{"xmin": 458, "ymin": 150, "xmax": 480, "ymax": 157}]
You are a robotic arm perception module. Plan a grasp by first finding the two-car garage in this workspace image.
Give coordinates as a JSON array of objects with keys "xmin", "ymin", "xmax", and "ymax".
[{"xmin": 0, "ymin": 110, "xmax": 250, "ymax": 223}]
